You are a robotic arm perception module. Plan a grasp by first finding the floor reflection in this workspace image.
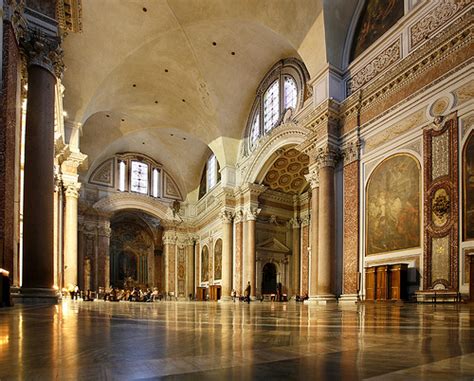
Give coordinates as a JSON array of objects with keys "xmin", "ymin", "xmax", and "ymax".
[{"xmin": 0, "ymin": 301, "xmax": 473, "ymax": 380}]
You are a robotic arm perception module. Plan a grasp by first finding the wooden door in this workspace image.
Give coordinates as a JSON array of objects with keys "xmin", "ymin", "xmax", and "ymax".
[
  {"xmin": 376, "ymin": 266, "xmax": 388, "ymax": 300},
  {"xmin": 470, "ymin": 257, "xmax": 474, "ymax": 302},
  {"xmin": 365, "ymin": 267, "xmax": 376, "ymax": 301}
]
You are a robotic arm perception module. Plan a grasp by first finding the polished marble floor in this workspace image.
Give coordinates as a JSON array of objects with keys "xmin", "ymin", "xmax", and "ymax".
[{"xmin": 0, "ymin": 300, "xmax": 473, "ymax": 380}]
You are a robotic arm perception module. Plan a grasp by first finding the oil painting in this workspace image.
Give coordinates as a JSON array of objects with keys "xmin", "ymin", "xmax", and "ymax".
[
  {"xmin": 214, "ymin": 239, "xmax": 222, "ymax": 280},
  {"xmin": 201, "ymin": 246, "xmax": 209, "ymax": 282},
  {"xmin": 366, "ymin": 154, "xmax": 420, "ymax": 255},
  {"xmin": 465, "ymin": 132, "xmax": 474, "ymax": 240},
  {"xmin": 351, "ymin": 0, "xmax": 404, "ymax": 60}
]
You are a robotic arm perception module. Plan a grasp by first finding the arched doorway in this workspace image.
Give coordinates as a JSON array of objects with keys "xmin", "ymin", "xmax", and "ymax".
[{"xmin": 262, "ymin": 263, "xmax": 277, "ymax": 294}]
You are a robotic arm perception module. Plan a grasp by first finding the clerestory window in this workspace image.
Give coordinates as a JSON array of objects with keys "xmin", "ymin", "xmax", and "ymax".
[{"xmin": 246, "ymin": 58, "xmax": 309, "ymax": 152}]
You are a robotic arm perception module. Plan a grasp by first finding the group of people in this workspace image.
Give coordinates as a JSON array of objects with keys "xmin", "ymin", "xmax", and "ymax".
[{"xmin": 104, "ymin": 287, "xmax": 165, "ymax": 302}]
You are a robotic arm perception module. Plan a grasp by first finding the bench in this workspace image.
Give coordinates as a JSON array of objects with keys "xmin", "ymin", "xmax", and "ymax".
[{"xmin": 415, "ymin": 290, "xmax": 461, "ymax": 303}]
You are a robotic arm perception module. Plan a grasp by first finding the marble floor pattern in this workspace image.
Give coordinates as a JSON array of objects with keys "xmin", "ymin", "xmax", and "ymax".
[{"xmin": 0, "ymin": 301, "xmax": 473, "ymax": 380}]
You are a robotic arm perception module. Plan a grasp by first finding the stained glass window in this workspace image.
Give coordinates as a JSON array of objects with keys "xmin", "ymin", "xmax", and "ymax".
[
  {"xmin": 284, "ymin": 75, "xmax": 297, "ymax": 110},
  {"xmin": 263, "ymin": 80, "xmax": 280, "ymax": 132},
  {"xmin": 130, "ymin": 160, "xmax": 148, "ymax": 194}
]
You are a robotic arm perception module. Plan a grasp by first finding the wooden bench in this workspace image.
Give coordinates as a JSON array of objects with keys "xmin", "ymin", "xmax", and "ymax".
[{"xmin": 415, "ymin": 290, "xmax": 461, "ymax": 303}]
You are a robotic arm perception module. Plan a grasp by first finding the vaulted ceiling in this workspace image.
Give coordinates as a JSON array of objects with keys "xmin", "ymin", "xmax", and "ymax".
[{"xmin": 62, "ymin": 0, "xmax": 358, "ymax": 199}]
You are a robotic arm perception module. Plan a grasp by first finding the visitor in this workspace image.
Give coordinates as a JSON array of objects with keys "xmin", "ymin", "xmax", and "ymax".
[
  {"xmin": 244, "ymin": 281, "xmax": 251, "ymax": 304},
  {"xmin": 231, "ymin": 289, "xmax": 236, "ymax": 302}
]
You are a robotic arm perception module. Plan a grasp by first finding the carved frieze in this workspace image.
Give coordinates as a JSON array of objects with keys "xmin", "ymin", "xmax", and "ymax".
[
  {"xmin": 410, "ymin": 0, "xmax": 470, "ymax": 50},
  {"xmin": 347, "ymin": 38, "xmax": 401, "ymax": 95}
]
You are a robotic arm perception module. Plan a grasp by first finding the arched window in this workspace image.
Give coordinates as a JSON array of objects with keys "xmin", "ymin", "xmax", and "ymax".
[
  {"xmin": 246, "ymin": 58, "xmax": 309, "ymax": 152},
  {"xmin": 89, "ymin": 153, "xmax": 183, "ymax": 201},
  {"xmin": 199, "ymin": 153, "xmax": 221, "ymax": 199}
]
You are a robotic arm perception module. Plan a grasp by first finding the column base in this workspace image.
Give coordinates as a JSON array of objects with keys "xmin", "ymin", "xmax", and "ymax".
[
  {"xmin": 338, "ymin": 294, "xmax": 359, "ymax": 303},
  {"xmin": 304, "ymin": 294, "xmax": 337, "ymax": 305},
  {"xmin": 13, "ymin": 288, "xmax": 60, "ymax": 304}
]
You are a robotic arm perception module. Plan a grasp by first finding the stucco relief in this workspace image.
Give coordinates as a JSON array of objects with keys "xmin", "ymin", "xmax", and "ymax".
[
  {"xmin": 364, "ymin": 109, "xmax": 426, "ymax": 153},
  {"xmin": 431, "ymin": 129, "xmax": 450, "ymax": 180},
  {"xmin": 366, "ymin": 154, "xmax": 421, "ymax": 255},
  {"xmin": 410, "ymin": 0, "xmax": 470, "ymax": 49},
  {"xmin": 347, "ymin": 38, "xmax": 401, "ymax": 95}
]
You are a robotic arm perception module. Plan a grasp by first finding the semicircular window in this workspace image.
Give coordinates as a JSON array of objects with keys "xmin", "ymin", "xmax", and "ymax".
[{"xmin": 246, "ymin": 58, "xmax": 309, "ymax": 152}]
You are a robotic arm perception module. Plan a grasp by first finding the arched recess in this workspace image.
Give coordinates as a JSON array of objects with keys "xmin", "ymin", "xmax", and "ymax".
[
  {"xmin": 262, "ymin": 262, "xmax": 278, "ymax": 294},
  {"xmin": 93, "ymin": 193, "xmax": 172, "ymax": 222},
  {"xmin": 365, "ymin": 153, "xmax": 421, "ymax": 255},
  {"xmin": 240, "ymin": 122, "xmax": 310, "ymax": 184}
]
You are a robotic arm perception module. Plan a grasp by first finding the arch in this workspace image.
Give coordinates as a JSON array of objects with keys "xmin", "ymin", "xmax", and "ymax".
[
  {"xmin": 365, "ymin": 153, "xmax": 421, "ymax": 255},
  {"xmin": 241, "ymin": 122, "xmax": 310, "ymax": 184},
  {"xmin": 463, "ymin": 131, "xmax": 474, "ymax": 240},
  {"xmin": 93, "ymin": 193, "xmax": 172, "ymax": 221}
]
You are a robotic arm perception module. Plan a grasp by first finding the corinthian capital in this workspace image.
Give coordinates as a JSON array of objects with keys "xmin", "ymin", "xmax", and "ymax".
[
  {"xmin": 64, "ymin": 182, "xmax": 81, "ymax": 199},
  {"xmin": 20, "ymin": 28, "xmax": 64, "ymax": 78},
  {"xmin": 220, "ymin": 210, "xmax": 234, "ymax": 223},
  {"xmin": 244, "ymin": 207, "xmax": 261, "ymax": 221},
  {"xmin": 315, "ymin": 145, "xmax": 340, "ymax": 168},
  {"xmin": 304, "ymin": 168, "xmax": 319, "ymax": 189},
  {"xmin": 342, "ymin": 139, "xmax": 361, "ymax": 166}
]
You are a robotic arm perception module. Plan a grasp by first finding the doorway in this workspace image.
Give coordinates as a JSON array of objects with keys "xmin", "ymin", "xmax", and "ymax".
[{"xmin": 262, "ymin": 263, "xmax": 277, "ymax": 294}]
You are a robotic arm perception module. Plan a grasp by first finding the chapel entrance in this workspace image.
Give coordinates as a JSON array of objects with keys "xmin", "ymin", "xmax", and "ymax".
[
  {"xmin": 262, "ymin": 263, "xmax": 277, "ymax": 294},
  {"xmin": 470, "ymin": 255, "xmax": 474, "ymax": 302}
]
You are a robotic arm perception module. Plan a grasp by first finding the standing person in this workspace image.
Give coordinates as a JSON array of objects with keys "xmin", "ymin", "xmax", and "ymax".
[
  {"xmin": 244, "ymin": 281, "xmax": 251, "ymax": 304},
  {"xmin": 231, "ymin": 289, "xmax": 236, "ymax": 302}
]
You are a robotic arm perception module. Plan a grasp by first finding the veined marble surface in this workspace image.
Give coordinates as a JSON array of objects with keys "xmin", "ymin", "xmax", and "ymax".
[{"xmin": 0, "ymin": 300, "xmax": 473, "ymax": 380}]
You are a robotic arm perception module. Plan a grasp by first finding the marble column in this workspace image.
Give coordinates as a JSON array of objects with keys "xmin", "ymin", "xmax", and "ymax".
[
  {"xmin": 245, "ymin": 208, "xmax": 259, "ymax": 298},
  {"xmin": 316, "ymin": 148, "xmax": 338, "ymax": 302},
  {"xmin": 220, "ymin": 211, "xmax": 233, "ymax": 302},
  {"xmin": 20, "ymin": 30, "xmax": 63, "ymax": 302},
  {"xmin": 306, "ymin": 167, "xmax": 320, "ymax": 303},
  {"xmin": 233, "ymin": 210, "xmax": 244, "ymax": 295},
  {"xmin": 63, "ymin": 183, "xmax": 81, "ymax": 288},
  {"xmin": 97, "ymin": 218, "xmax": 111, "ymax": 290},
  {"xmin": 290, "ymin": 218, "xmax": 301, "ymax": 297}
]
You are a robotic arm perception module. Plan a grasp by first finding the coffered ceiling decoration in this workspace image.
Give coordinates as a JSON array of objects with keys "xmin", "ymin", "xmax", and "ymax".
[{"xmin": 262, "ymin": 148, "xmax": 309, "ymax": 195}]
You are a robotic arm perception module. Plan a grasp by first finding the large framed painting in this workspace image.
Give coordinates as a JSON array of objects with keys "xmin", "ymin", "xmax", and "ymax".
[
  {"xmin": 351, "ymin": 0, "xmax": 404, "ymax": 61},
  {"xmin": 464, "ymin": 132, "xmax": 474, "ymax": 240},
  {"xmin": 366, "ymin": 154, "xmax": 421, "ymax": 255},
  {"xmin": 201, "ymin": 246, "xmax": 209, "ymax": 282},
  {"xmin": 214, "ymin": 239, "xmax": 222, "ymax": 280}
]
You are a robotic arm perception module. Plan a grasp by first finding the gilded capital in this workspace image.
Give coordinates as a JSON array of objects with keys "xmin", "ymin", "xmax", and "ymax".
[{"xmin": 244, "ymin": 207, "xmax": 261, "ymax": 221}]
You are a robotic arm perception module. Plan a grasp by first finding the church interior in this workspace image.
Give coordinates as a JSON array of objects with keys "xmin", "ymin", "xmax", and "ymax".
[{"xmin": 0, "ymin": 0, "xmax": 473, "ymax": 379}]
